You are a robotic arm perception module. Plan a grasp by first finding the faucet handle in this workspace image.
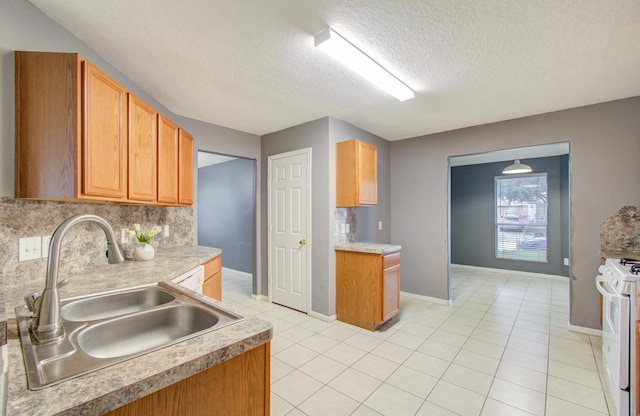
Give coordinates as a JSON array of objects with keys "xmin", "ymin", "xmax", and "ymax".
[{"xmin": 24, "ymin": 292, "xmax": 40, "ymax": 313}]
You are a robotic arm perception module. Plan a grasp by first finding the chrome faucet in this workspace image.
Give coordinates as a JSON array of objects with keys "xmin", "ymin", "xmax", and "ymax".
[{"xmin": 30, "ymin": 214, "xmax": 125, "ymax": 344}]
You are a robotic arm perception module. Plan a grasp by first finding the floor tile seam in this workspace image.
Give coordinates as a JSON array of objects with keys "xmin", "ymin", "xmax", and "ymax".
[
  {"xmin": 270, "ymin": 389, "xmax": 304, "ymax": 414},
  {"xmin": 543, "ymin": 385, "xmax": 610, "ymax": 414},
  {"xmin": 545, "ymin": 369, "xmax": 610, "ymax": 391},
  {"xmin": 483, "ymin": 275, "xmax": 549, "ymax": 416}
]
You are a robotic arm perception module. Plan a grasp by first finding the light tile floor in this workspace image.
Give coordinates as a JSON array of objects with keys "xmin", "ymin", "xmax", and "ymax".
[{"xmin": 220, "ymin": 266, "xmax": 613, "ymax": 416}]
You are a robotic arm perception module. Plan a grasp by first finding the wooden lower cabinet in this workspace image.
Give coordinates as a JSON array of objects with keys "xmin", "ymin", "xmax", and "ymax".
[
  {"xmin": 336, "ymin": 250, "xmax": 400, "ymax": 330},
  {"xmin": 105, "ymin": 342, "xmax": 270, "ymax": 416},
  {"xmin": 637, "ymin": 321, "xmax": 639, "ymax": 416},
  {"xmin": 203, "ymin": 256, "xmax": 222, "ymax": 301}
]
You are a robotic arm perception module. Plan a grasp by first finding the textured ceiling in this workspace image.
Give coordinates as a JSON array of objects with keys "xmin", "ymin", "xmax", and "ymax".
[{"xmin": 28, "ymin": 0, "xmax": 640, "ymax": 141}]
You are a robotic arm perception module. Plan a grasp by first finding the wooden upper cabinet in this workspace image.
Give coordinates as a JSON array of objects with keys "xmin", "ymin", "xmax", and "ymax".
[
  {"xmin": 128, "ymin": 94, "xmax": 157, "ymax": 202},
  {"xmin": 336, "ymin": 139, "xmax": 378, "ymax": 207},
  {"xmin": 82, "ymin": 61, "xmax": 127, "ymax": 199},
  {"xmin": 15, "ymin": 51, "xmax": 193, "ymax": 206},
  {"xmin": 178, "ymin": 129, "xmax": 194, "ymax": 205},
  {"xmin": 157, "ymin": 115, "xmax": 180, "ymax": 204},
  {"xmin": 15, "ymin": 52, "xmax": 80, "ymax": 199}
]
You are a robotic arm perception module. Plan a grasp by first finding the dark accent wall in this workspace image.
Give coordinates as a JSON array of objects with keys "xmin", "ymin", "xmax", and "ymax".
[
  {"xmin": 198, "ymin": 158, "xmax": 255, "ymax": 273},
  {"xmin": 451, "ymin": 155, "xmax": 569, "ymax": 276}
]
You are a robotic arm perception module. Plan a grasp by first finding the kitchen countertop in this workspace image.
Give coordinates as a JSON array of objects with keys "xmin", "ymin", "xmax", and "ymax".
[
  {"xmin": 335, "ymin": 242, "xmax": 402, "ymax": 255},
  {"xmin": 5, "ymin": 245, "xmax": 272, "ymax": 416},
  {"xmin": 602, "ymin": 250, "xmax": 640, "ymax": 260}
]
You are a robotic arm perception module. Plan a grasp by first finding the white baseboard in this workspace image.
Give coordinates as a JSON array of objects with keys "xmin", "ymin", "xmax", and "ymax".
[
  {"xmin": 567, "ymin": 322, "xmax": 601, "ymax": 336},
  {"xmin": 308, "ymin": 311, "xmax": 337, "ymax": 322},
  {"xmin": 400, "ymin": 291, "xmax": 452, "ymax": 305},
  {"xmin": 251, "ymin": 294, "xmax": 268, "ymax": 302},
  {"xmin": 451, "ymin": 264, "xmax": 568, "ymax": 281}
]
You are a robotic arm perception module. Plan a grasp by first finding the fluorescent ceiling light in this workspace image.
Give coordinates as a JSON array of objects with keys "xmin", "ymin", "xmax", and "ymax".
[{"xmin": 314, "ymin": 27, "xmax": 415, "ymax": 101}]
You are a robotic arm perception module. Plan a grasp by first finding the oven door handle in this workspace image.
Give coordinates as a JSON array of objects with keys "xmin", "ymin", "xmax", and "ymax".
[{"xmin": 595, "ymin": 275, "xmax": 618, "ymax": 302}]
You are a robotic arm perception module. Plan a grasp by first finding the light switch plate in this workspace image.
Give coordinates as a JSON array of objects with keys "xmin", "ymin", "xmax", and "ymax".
[
  {"xmin": 345, "ymin": 223, "xmax": 350, "ymax": 233},
  {"xmin": 378, "ymin": 221, "xmax": 383, "ymax": 231},
  {"xmin": 41, "ymin": 235, "xmax": 52, "ymax": 258},
  {"xmin": 164, "ymin": 225, "xmax": 170, "ymax": 237},
  {"xmin": 121, "ymin": 229, "xmax": 129, "ymax": 245},
  {"xmin": 19, "ymin": 236, "xmax": 41, "ymax": 261}
]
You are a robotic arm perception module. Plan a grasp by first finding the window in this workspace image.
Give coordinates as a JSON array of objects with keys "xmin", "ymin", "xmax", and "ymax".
[{"xmin": 495, "ymin": 173, "xmax": 548, "ymax": 262}]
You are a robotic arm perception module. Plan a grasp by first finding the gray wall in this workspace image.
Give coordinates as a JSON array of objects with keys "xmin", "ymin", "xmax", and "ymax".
[
  {"xmin": 451, "ymin": 155, "xmax": 570, "ymax": 276},
  {"xmin": 261, "ymin": 117, "xmax": 391, "ymax": 317},
  {"xmin": 0, "ymin": 0, "xmax": 263, "ymax": 288},
  {"xmin": 391, "ymin": 97, "xmax": 640, "ymax": 329},
  {"xmin": 329, "ymin": 119, "xmax": 391, "ymax": 244},
  {"xmin": 198, "ymin": 158, "xmax": 255, "ymax": 273},
  {"xmin": 261, "ymin": 118, "xmax": 331, "ymax": 314}
]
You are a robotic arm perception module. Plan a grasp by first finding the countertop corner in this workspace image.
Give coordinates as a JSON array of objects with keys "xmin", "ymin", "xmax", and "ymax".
[{"xmin": 335, "ymin": 242, "xmax": 402, "ymax": 255}]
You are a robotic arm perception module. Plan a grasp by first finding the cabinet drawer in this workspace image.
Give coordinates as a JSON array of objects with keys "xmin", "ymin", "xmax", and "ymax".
[
  {"xmin": 204, "ymin": 256, "xmax": 222, "ymax": 279},
  {"xmin": 383, "ymin": 252, "xmax": 400, "ymax": 269}
]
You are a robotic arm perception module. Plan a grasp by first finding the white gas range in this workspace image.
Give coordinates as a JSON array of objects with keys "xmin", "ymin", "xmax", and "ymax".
[{"xmin": 597, "ymin": 257, "xmax": 640, "ymax": 416}]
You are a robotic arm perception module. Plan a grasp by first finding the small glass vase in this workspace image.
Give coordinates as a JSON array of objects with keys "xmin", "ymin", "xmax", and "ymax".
[{"xmin": 133, "ymin": 243, "xmax": 155, "ymax": 261}]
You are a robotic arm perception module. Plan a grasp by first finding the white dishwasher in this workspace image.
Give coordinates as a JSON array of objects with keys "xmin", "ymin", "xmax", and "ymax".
[{"xmin": 171, "ymin": 265, "xmax": 205, "ymax": 294}]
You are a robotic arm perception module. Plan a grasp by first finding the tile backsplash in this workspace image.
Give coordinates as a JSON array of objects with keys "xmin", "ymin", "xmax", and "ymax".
[
  {"xmin": 0, "ymin": 197, "xmax": 194, "ymax": 308},
  {"xmin": 335, "ymin": 208, "xmax": 357, "ymax": 244},
  {"xmin": 600, "ymin": 205, "xmax": 640, "ymax": 252}
]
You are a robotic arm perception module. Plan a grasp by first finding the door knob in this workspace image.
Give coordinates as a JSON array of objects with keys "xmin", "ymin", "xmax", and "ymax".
[{"xmin": 299, "ymin": 239, "xmax": 307, "ymax": 246}]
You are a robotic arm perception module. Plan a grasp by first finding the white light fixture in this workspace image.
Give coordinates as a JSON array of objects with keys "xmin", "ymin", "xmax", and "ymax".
[
  {"xmin": 314, "ymin": 27, "xmax": 415, "ymax": 101},
  {"xmin": 502, "ymin": 151, "xmax": 532, "ymax": 174}
]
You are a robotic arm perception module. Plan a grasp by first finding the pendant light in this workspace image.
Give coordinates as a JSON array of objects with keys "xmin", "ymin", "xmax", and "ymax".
[{"xmin": 502, "ymin": 151, "xmax": 532, "ymax": 174}]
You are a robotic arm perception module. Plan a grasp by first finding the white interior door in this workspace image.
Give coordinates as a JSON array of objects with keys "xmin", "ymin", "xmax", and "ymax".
[{"xmin": 268, "ymin": 148, "xmax": 311, "ymax": 313}]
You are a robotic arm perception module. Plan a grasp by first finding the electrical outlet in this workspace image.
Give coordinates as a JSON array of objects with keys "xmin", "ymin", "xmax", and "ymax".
[
  {"xmin": 340, "ymin": 224, "xmax": 346, "ymax": 234},
  {"xmin": 564, "ymin": 258, "xmax": 570, "ymax": 266},
  {"xmin": 19, "ymin": 236, "xmax": 42, "ymax": 261},
  {"xmin": 121, "ymin": 229, "xmax": 129, "ymax": 245},
  {"xmin": 378, "ymin": 221, "xmax": 383, "ymax": 231},
  {"xmin": 41, "ymin": 235, "xmax": 52, "ymax": 258},
  {"xmin": 345, "ymin": 223, "xmax": 350, "ymax": 233},
  {"xmin": 164, "ymin": 225, "xmax": 170, "ymax": 237}
]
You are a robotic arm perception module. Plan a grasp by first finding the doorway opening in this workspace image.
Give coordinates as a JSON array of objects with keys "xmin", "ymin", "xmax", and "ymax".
[
  {"xmin": 197, "ymin": 151, "xmax": 257, "ymax": 299},
  {"xmin": 448, "ymin": 142, "xmax": 570, "ymax": 301}
]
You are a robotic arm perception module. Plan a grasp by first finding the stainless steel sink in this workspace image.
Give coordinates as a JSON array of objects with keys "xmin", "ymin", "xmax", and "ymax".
[
  {"xmin": 61, "ymin": 287, "xmax": 175, "ymax": 321},
  {"xmin": 78, "ymin": 304, "xmax": 219, "ymax": 359},
  {"xmin": 16, "ymin": 282, "xmax": 243, "ymax": 390}
]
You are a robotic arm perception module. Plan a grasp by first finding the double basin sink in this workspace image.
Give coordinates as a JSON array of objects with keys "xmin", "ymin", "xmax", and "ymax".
[{"xmin": 16, "ymin": 281, "xmax": 243, "ymax": 390}]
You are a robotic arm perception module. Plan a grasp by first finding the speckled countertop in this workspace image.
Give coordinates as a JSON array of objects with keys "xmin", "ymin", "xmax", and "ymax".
[
  {"xmin": 602, "ymin": 250, "xmax": 640, "ymax": 260},
  {"xmin": 334, "ymin": 242, "xmax": 402, "ymax": 255},
  {"xmin": 5, "ymin": 245, "xmax": 272, "ymax": 416}
]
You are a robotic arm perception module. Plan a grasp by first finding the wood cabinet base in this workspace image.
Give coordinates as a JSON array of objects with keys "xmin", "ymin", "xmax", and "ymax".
[
  {"xmin": 105, "ymin": 342, "xmax": 270, "ymax": 416},
  {"xmin": 336, "ymin": 251, "xmax": 400, "ymax": 331}
]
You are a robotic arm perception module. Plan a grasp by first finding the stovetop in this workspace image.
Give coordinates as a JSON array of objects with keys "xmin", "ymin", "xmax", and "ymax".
[{"xmin": 601, "ymin": 258, "xmax": 640, "ymax": 295}]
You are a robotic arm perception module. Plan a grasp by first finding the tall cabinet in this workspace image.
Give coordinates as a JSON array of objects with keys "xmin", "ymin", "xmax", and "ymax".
[{"xmin": 15, "ymin": 51, "xmax": 193, "ymax": 206}]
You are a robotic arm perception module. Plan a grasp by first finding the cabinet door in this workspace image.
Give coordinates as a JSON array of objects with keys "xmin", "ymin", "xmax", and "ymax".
[
  {"xmin": 357, "ymin": 141, "xmax": 378, "ymax": 205},
  {"xmin": 82, "ymin": 61, "xmax": 126, "ymax": 199},
  {"xmin": 178, "ymin": 129, "xmax": 194, "ymax": 205},
  {"xmin": 336, "ymin": 139, "xmax": 377, "ymax": 207},
  {"xmin": 157, "ymin": 115, "xmax": 179, "ymax": 204},
  {"xmin": 382, "ymin": 253, "xmax": 400, "ymax": 322},
  {"xmin": 382, "ymin": 265, "xmax": 400, "ymax": 322},
  {"xmin": 203, "ymin": 272, "xmax": 222, "ymax": 301},
  {"xmin": 128, "ymin": 94, "xmax": 157, "ymax": 202}
]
